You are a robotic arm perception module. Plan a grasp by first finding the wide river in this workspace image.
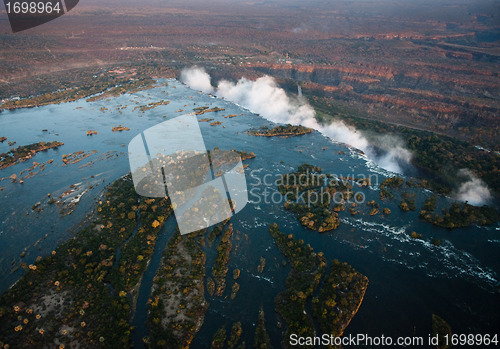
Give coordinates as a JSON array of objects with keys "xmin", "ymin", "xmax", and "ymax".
[{"xmin": 0, "ymin": 79, "xmax": 499, "ymax": 347}]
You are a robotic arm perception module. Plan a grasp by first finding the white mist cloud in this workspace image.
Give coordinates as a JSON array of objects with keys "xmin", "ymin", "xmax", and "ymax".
[
  {"xmin": 181, "ymin": 66, "xmax": 412, "ymax": 174},
  {"xmin": 217, "ymin": 76, "xmax": 318, "ymax": 127},
  {"xmin": 180, "ymin": 66, "xmax": 214, "ymax": 93},
  {"xmin": 455, "ymin": 169, "xmax": 492, "ymax": 206},
  {"xmin": 371, "ymin": 135, "xmax": 413, "ymax": 174}
]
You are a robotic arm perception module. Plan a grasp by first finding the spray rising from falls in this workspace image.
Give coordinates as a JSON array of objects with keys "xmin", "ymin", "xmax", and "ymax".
[
  {"xmin": 454, "ymin": 169, "xmax": 492, "ymax": 206},
  {"xmin": 180, "ymin": 66, "xmax": 411, "ymax": 174},
  {"xmin": 179, "ymin": 66, "xmax": 214, "ymax": 93},
  {"xmin": 180, "ymin": 66, "xmax": 494, "ymax": 205}
]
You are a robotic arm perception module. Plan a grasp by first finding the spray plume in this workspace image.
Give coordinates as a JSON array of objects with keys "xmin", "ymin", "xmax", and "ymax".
[{"xmin": 180, "ymin": 66, "xmax": 493, "ymax": 205}]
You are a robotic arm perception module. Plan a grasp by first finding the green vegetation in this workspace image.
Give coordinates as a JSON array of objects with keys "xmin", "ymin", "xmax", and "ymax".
[
  {"xmin": 312, "ymin": 259, "xmax": 368, "ymax": 337},
  {"xmin": 248, "ymin": 124, "xmax": 313, "ymax": 137},
  {"xmin": 410, "ymin": 231, "xmax": 423, "ymax": 239},
  {"xmin": 420, "ymin": 194, "xmax": 498, "ymax": 228},
  {"xmin": 130, "ymin": 100, "xmax": 170, "ymax": 112},
  {"xmin": 399, "ymin": 192, "xmax": 417, "ymax": 212},
  {"xmin": 206, "ymin": 277, "xmax": 216, "ymax": 297},
  {"xmin": 207, "ymin": 222, "xmax": 228, "ymax": 247},
  {"xmin": 379, "ymin": 181, "xmax": 498, "ymax": 228},
  {"xmin": 147, "ymin": 228, "xmax": 208, "ymax": 348},
  {"xmin": 366, "ymin": 200, "xmax": 380, "ymax": 215},
  {"xmin": 108, "ymin": 196, "xmax": 171, "ymax": 291},
  {"xmin": 257, "ymin": 257, "xmax": 266, "ymax": 273},
  {"xmin": 419, "ymin": 195, "xmax": 438, "ymax": 220},
  {"xmin": 3, "ymin": 77, "xmax": 155, "ymax": 110},
  {"xmin": 0, "ymin": 175, "xmax": 171, "ymax": 348},
  {"xmin": 212, "ymin": 224, "xmax": 233, "ymax": 296},
  {"xmin": 379, "ymin": 176, "xmax": 404, "ymax": 200},
  {"xmin": 381, "ymin": 177, "xmax": 404, "ymax": 189},
  {"xmin": 209, "ymin": 149, "xmax": 255, "ymax": 167},
  {"xmin": 278, "ymin": 164, "xmax": 324, "ymax": 198},
  {"xmin": 283, "ymin": 161, "xmax": 497, "ymax": 230},
  {"xmin": 279, "ymin": 166, "xmax": 376, "ymax": 231},
  {"xmin": 1, "ymin": 61, "xmax": 177, "ymax": 111},
  {"xmin": 432, "ymin": 314, "xmax": 452, "ymax": 349},
  {"xmin": 228, "ymin": 322, "xmax": 243, "ymax": 349},
  {"xmin": 111, "ymin": 125, "xmax": 130, "ymax": 132},
  {"xmin": 211, "ymin": 326, "xmax": 227, "ymax": 349},
  {"xmin": 0, "ymin": 141, "xmax": 63, "ymax": 170},
  {"xmin": 270, "ymin": 224, "xmax": 367, "ymax": 348},
  {"xmin": 312, "ymin": 98, "xmax": 500, "ymax": 198},
  {"xmin": 270, "ymin": 224, "xmax": 326, "ymax": 346},
  {"xmin": 231, "ymin": 282, "xmax": 240, "ymax": 300},
  {"xmin": 237, "ymin": 151, "xmax": 256, "ymax": 161},
  {"xmin": 425, "ymin": 202, "xmax": 498, "ymax": 229},
  {"xmin": 86, "ymin": 78, "xmax": 157, "ymax": 102},
  {"xmin": 254, "ymin": 308, "xmax": 272, "ymax": 349},
  {"xmin": 194, "ymin": 106, "xmax": 225, "ymax": 115},
  {"xmin": 279, "ymin": 165, "xmax": 341, "ymax": 232},
  {"xmin": 285, "ymin": 198, "xmax": 340, "ymax": 232},
  {"xmin": 194, "ymin": 106, "xmax": 210, "ymax": 112},
  {"xmin": 432, "ymin": 239, "xmax": 442, "ymax": 246}
]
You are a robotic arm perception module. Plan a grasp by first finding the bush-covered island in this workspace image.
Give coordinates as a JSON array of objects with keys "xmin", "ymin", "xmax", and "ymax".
[
  {"xmin": 278, "ymin": 164, "xmax": 371, "ymax": 232},
  {"xmin": 270, "ymin": 223, "xmax": 368, "ymax": 349},
  {"xmin": 379, "ymin": 177, "xmax": 499, "ymax": 228},
  {"xmin": 0, "ymin": 175, "xmax": 172, "ymax": 348},
  {"xmin": 248, "ymin": 124, "xmax": 313, "ymax": 137},
  {"xmin": 0, "ymin": 141, "xmax": 64, "ymax": 170},
  {"xmin": 147, "ymin": 228, "xmax": 209, "ymax": 348}
]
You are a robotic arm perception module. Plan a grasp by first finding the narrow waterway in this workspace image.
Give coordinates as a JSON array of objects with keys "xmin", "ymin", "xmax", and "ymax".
[{"xmin": 131, "ymin": 214, "xmax": 178, "ymax": 348}]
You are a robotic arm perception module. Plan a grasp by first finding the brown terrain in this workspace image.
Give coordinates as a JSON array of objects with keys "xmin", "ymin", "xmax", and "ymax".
[{"xmin": 0, "ymin": 0, "xmax": 499, "ymax": 147}]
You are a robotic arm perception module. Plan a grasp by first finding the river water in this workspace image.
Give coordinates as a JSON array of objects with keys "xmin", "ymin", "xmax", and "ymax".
[{"xmin": 0, "ymin": 79, "xmax": 498, "ymax": 347}]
